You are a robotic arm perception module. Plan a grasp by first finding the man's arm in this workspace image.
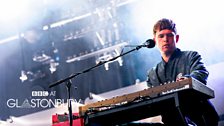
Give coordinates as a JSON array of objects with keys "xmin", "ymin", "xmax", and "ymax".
[
  {"xmin": 146, "ymin": 69, "xmax": 153, "ymax": 87},
  {"xmin": 188, "ymin": 51, "xmax": 209, "ymax": 84},
  {"xmin": 146, "ymin": 67, "xmax": 161, "ymax": 87}
]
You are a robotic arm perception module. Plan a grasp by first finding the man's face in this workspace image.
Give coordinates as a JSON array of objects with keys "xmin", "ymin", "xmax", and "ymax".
[{"xmin": 154, "ymin": 29, "xmax": 179, "ymax": 55}]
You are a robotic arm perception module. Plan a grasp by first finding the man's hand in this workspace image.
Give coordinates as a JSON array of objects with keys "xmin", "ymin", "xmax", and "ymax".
[
  {"xmin": 176, "ymin": 76, "xmax": 188, "ymax": 81},
  {"xmin": 176, "ymin": 73, "xmax": 188, "ymax": 81}
]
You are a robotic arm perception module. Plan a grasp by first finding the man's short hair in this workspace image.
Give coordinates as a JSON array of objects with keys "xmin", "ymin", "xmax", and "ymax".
[{"xmin": 153, "ymin": 18, "xmax": 177, "ymax": 35}]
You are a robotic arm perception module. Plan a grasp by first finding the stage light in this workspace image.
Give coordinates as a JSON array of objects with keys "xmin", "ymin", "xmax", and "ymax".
[
  {"xmin": 19, "ymin": 71, "xmax": 28, "ymax": 82},
  {"xmin": 104, "ymin": 63, "xmax": 109, "ymax": 71},
  {"xmin": 0, "ymin": 35, "xmax": 19, "ymax": 44},
  {"xmin": 49, "ymin": 62, "xmax": 59, "ymax": 74},
  {"xmin": 0, "ymin": 0, "xmax": 29, "ymax": 22},
  {"xmin": 43, "ymin": 25, "xmax": 49, "ymax": 30},
  {"xmin": 23, "ymin": 30, "xmax": 41, "ymax": 44}
]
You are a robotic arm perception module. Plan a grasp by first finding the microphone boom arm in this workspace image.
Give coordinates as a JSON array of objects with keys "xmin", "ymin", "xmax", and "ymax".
[{"xmin": 49, "ymin": 45, "xmax": 144, "ymax": 88}]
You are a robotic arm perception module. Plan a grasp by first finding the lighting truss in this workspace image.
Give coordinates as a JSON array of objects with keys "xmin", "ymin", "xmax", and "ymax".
[{"xmin": 66, "ymin": 41, "xmax": 128, "ymax": 63}]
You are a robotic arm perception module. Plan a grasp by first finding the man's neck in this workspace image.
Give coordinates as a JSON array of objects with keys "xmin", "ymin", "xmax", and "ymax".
[
  {"xmin": 162, "ymin": 54, "xmax": 171, "ymax": 63},
  {"xmin": 161, "ymin": 49, "xmax": 176, "ymax": 62}
]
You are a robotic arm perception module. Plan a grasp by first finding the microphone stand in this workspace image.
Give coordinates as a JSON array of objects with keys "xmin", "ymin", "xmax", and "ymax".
[
  {"xmin": 66, "ymin": 80, "xmax": 73, "ymax": 126},
  {"xmin": 49, "ymin": 45, "xmax": 144, "ymax": 126}
]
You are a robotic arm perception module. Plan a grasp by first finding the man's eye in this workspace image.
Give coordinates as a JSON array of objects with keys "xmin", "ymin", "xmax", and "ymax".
[
  {"xmin": 158, "ymin": 34, "xmax": 164, "ymax": 38},
  {"xmin": 167, "ymin": 33, "xmax": 174, "ymax": 37},
  {"xmin": 158, "ymin": 33, "xmax": 174, "ymax": 38}
]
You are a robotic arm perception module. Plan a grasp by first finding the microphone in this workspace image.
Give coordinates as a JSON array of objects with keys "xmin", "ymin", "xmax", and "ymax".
[
  {"xmin": 125, "ymin": 39, "xmax": 155, "ymax": 49},
  {"xmin": 142, "ymin": 39, "xmax": 155, "ymax": 48}
]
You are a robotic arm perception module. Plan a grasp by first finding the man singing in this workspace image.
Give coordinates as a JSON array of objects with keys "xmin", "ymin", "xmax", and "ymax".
[{"xmin": 147, "ymin": 18, "xmax": 219, "ymax": 126}]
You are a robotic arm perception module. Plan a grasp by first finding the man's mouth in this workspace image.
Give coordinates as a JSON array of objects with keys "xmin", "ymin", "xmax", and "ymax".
[{"xmin": 163, "ymin": 44, "xmax": 169, "ymax": 48}]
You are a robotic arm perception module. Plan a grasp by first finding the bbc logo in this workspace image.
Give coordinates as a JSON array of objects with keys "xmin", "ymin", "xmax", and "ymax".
[{"xmin": 32, "ymin": 91, "xmax": 49, "ymax": 96}]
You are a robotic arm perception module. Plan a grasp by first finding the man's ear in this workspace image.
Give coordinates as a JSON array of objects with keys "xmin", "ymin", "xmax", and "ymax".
[{"xmin": 176, "ymin": 34, "xmax": 179, "ymax": 43}]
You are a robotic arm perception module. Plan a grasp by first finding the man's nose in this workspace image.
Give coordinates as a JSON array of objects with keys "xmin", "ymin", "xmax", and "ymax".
[{"xmin": 163, "ymin": 35, "xmax": 168, "ymax": 42}]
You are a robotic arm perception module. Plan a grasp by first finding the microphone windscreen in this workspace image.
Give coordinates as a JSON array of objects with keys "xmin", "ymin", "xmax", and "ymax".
[{"xmin": 145, "ymin": 39, "xmax": 155, "ymax": 48}]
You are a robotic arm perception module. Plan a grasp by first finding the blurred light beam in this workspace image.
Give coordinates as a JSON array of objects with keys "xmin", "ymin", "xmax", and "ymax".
[{"xmin": 0, "ymin": 0, "xmax": 29, "ymax": 22}]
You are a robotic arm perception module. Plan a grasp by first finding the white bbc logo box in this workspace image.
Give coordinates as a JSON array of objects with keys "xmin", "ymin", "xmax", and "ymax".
[{"xmin": 32, "ymin": 91, "xmax": 49, "ymax": 96}]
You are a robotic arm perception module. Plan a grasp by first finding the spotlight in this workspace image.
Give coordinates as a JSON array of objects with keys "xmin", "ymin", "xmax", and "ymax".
[
  {"xmin": 104, "ymin": 63, "xmax": 109, "ymax": 71},
  {"xmin": 19, "ymin": 71, "xmax": 28, "ymax": 82},
  {"xmin": 49, "ymin": 62, "xmax": 59, "ymax": 74}
]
